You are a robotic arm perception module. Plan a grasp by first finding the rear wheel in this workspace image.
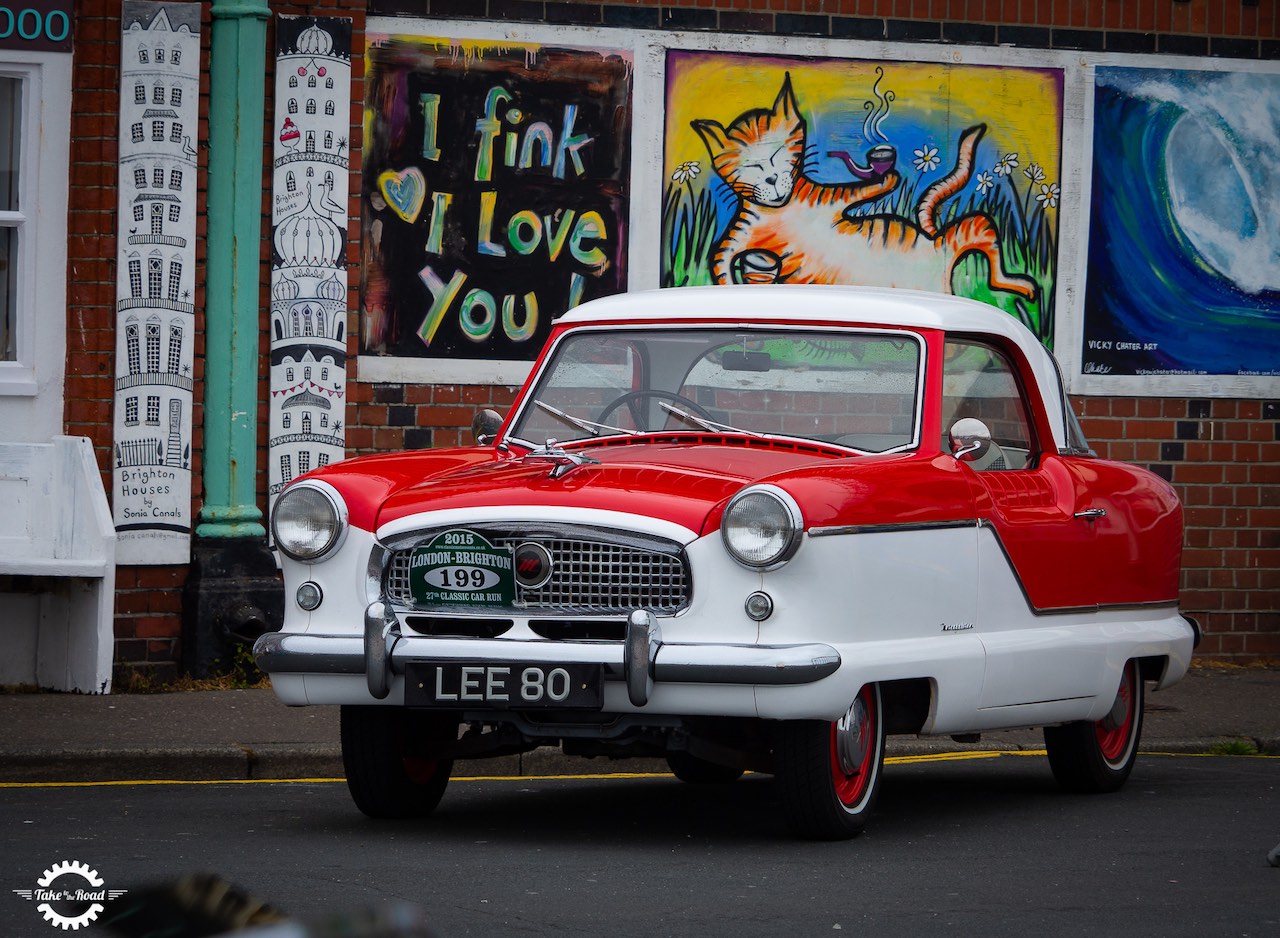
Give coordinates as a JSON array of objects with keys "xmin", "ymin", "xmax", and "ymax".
[
  {"xmin": 666, "ymin": 750, "xmax": 745, "ymax": 785},
  {"xmin": 774, "ymin": 684, "xmax": 885, "ymax": 840},
  {"xmin": 340, "ymin": 706, "xmax": 456, "ymax": 818},
  {"xmin": 1044, "ymin": 660, "xmax": 1144, "ymax": 793}
]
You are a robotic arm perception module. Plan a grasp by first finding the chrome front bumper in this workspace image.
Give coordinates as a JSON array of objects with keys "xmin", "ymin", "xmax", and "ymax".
[{"xmin": 253, "ymin": 603, "xmax": 841, "ymax": 707}]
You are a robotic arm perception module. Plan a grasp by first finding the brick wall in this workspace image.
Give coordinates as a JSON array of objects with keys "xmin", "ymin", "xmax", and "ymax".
[
  {"xmin": 1076, "ymin": 397, "xmax": 1280, "ymax": 659},
  {"xmin": 377, "ymin": 0, "xmax": 1278, "ymax": 53},
  {"xmin": 62, "ymin": 0, "xmax": 1277, "ymax": 677}
]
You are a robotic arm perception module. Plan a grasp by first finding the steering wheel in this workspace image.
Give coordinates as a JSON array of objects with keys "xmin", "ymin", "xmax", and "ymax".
[{"xmin": 597, "ymin": 390, "xmax": 715, "ymax": 432}]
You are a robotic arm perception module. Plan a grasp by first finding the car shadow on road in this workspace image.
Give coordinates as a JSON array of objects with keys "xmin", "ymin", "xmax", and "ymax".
[{"xmin": 307, "ymin": 755, "xmax": 1069, "ymax": 846}]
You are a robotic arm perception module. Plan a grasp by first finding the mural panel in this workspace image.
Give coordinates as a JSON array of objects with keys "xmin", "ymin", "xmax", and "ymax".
[
  {"xmin": 663, "ymin": 51, "xmax": 1063, "ymax": 347},
  {"xmin": 361, "ymin": 30, "xmax": 632, "ymax": 363},
  {"xmin": 1083, "ymin": 66, "xmax": 1280, "ymax": 380},
  {"xmin": 112, "ymin": 1, "xmax": 200, "ymax": 564},
  {"xmin": 268, "ymin": 16, "xmax": 352, "ymax": 513}
]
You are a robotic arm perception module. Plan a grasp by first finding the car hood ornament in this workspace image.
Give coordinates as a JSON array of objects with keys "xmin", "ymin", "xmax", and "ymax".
[{"xmin": 521, "ymin": 439, "xmax": 600, "ymax": 479}]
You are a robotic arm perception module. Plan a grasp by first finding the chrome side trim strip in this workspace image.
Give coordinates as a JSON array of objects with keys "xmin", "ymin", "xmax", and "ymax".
[{"xmin": 807, "ymin": 519, "xmax": 977, "ymax": 538}]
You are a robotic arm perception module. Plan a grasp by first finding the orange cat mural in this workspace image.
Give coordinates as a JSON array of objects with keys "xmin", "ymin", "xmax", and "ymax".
[{"xmin": 691, "ymin": 74, "xmax": 1037, "ymax": 301}]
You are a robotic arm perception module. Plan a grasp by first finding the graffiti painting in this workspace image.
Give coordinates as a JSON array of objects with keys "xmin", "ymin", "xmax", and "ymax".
[
  {"xmin": 112, "ymin": 1, "xmax": 200, "ymax": 564},
  {"xmin": 361, "ymin": 29, "xmax": 632, "ymax": 363},
  {"xmin": 268, "ymin": 16, "xmax": 352, "ymax": 512},
  {"xmin": 1082, "ymin": 66, "xmax": 1280, "ymax": 382},
  {"xmin": 663, "ymin": 51, "xmax": 1063, "ymax": 347}
]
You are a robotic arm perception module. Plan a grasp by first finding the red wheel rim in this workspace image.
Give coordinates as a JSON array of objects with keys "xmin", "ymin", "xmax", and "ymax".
[
  {"xmin": 829, "ymin": 685, "xmax": 876, "ymax": 807},
  {"xmin": 1096, "ymin": 662, "xmax": 1136, "ymax": 763}
]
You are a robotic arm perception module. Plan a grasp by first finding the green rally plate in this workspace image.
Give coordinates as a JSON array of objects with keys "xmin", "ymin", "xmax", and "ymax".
[{"xmin": 408, "ymin": 530, "xmax": 515, "ymax": 606}]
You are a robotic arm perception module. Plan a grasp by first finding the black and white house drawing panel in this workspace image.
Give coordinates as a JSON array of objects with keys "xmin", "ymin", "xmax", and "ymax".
[
  {"xmin": 268, "ymin": 16, "xmax": 353, "ymax": 512},
  {"xmin": 112, "ymin": 0, "xmax": 201, "ymax": 565}
]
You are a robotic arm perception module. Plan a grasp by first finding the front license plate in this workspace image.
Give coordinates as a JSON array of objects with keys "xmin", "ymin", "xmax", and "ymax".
[
  {"xmin": 405, "ymin": 661, "xmax": 603, "ymax": 710},
  {"xmin": 408, "ymin": 529, "xmax": 515, "ymax": 607}
]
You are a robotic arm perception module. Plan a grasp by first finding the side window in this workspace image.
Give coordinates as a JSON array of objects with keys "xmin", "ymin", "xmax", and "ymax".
[{"xmin": 942, "ymin": 339, "xmax": 1034, "ymax": 470}]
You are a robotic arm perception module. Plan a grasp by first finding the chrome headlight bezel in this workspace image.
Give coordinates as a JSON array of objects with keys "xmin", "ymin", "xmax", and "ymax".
[
  {"xmin": 271, "ymin": 480, "xmax": 348, "ymax": 563},
  {"xmin": 720, "ymin": 484, "xmax": 804, "ymax": 571}
]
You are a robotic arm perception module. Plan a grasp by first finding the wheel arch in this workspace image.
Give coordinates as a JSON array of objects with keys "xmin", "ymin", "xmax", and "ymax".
[
  {"xmin": 881, "ymin": 677, "xmax": 934, "ymax": 735},
  {"xmin": 1136, "ymin": 654, "xmax": 1171, "ymax": 684}
]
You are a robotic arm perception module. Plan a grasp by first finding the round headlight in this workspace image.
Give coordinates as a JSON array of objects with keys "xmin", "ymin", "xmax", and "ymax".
[
  {"xmin": 721, "ymin": 485, "xmax": 803, "ymax": 570},
  {"xmin": 272, "ymin": 483, "xmax": 347, "ymax": 562}
]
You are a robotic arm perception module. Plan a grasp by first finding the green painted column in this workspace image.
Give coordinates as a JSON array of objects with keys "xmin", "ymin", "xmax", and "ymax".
[{"xmin": 197, "ymin": 0, "xmax": 271, "ymax": 539}]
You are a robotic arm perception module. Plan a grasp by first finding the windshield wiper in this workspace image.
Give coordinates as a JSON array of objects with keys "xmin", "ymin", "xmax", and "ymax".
[
  {"xmin": 659, "ymin": 402, "xmax": 766, "ymax": 438},
  {"xmin": 533, "ymin": 399, "xmax": 634, "ymax": 438}
]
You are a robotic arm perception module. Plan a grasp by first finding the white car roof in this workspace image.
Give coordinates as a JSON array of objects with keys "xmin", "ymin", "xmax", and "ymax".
[{"xmin": 559, "ymin": 285, "xmax": 1071, "ymax": 451}]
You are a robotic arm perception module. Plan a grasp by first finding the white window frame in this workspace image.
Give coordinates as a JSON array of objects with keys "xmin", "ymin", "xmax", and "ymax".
[{"xmin": 0, "ymin": 50, "xmax": 71, "ymax": 439}]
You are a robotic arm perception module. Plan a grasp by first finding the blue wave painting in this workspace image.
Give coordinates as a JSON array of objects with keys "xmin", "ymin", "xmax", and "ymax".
[{"xmin": 1083, "ymin": 67, "xmax": 1280, "ymax": 377}]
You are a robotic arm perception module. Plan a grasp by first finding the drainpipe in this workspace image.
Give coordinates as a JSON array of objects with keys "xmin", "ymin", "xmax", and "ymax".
[{"xmin": 183, "ymin": 0, "xmax": 283, "ymax": 677}]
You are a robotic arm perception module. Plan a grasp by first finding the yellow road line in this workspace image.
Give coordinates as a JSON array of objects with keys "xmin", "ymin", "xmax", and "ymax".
[{"xmin": 1, "ymin": 750, "xmax": 1273, "ymax": 789}]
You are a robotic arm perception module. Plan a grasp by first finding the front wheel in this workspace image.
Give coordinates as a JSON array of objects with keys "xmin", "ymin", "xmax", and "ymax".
[
  {"xmin": 1044, "ymin": 660, "xmax": 1144, "ymax": 793},
  {"xmin": 774, "ymin": 683, "xmax": 885, "ymax": 840},
  {"xmin": 340, "ymin": 706, "xmax": 456, "ymax": 819}
]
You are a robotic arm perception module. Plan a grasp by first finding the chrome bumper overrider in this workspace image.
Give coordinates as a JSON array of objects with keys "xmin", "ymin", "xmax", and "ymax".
[{"xmin": 253, "ymin": 603, "xmax": 841, "ymax": 706}]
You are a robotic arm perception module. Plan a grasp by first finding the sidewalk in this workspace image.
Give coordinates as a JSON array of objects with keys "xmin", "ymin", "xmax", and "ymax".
[{"xmin": 1, "ymin": 666, "xmax": 1277, "ymax": 783}]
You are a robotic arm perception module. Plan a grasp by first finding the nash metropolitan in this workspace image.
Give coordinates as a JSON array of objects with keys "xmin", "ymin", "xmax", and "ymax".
[{"xmin": 255, "ymin": 285, "xmax": 1197, "ymax": 839}]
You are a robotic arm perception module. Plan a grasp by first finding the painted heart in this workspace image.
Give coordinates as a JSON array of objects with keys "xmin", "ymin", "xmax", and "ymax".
[{"xmin": 378, "ymin": 168, "xmax": 427, "ymax": 223}]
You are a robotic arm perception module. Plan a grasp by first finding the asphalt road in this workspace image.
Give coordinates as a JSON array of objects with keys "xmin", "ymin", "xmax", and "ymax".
[{"xmin": 3, "ymin": 753, "xmax": 1277, "ymax": 937}]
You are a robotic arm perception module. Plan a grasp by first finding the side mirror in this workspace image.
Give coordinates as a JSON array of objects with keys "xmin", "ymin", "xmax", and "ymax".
[
  {"xmin": 949, "ymin": 417, "xmax": 992, "ymax": 462},
  {"xmin": 472, "ymin": 409, "xmax": 504, "ymax": 445}
]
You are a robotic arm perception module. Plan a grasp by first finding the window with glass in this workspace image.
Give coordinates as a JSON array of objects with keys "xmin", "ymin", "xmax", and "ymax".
[
  {"xmin": 509, "ymin": 327, "xmax": 924, "ymax": 453},
  {"xmin": 0, "ymin": 77, "xmax": 20, "ymax": 362},
  {"xmin": 941, "ymin": 339, "xmax": 1035, "ymax": 470}
]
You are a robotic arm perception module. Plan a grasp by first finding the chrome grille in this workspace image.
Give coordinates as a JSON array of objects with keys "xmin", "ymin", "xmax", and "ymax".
[{"xmin": 385, "ymin": 527, "xmax": 690, "ymax": 615}]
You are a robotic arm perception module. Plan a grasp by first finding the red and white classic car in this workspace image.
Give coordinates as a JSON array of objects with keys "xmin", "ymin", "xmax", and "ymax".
[{"xmin": 256, "ymin": 285, "xmax": 1197, "ymax": 839}]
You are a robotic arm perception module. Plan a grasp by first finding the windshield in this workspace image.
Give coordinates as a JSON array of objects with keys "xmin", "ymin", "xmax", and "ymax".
[{"xmin": 508, "ymin": 327, "xmax": 924, "ymax": 453}]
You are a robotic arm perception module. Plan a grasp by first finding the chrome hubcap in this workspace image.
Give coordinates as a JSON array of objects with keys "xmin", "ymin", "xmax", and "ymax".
[{"xmin": 835, "ymin": 696, "xmax": 868, "ymax": 775}]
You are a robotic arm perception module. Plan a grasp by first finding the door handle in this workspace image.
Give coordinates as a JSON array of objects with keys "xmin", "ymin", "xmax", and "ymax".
[{"xmin": 1074, "ymin": 508, "xmax": 1107, "ymax": 520}]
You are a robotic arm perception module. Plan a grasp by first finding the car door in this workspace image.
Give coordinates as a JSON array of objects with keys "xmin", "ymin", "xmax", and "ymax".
[{"xmin": 941, "ymin": 338, "xmax": 1108, "ymax": 709}]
